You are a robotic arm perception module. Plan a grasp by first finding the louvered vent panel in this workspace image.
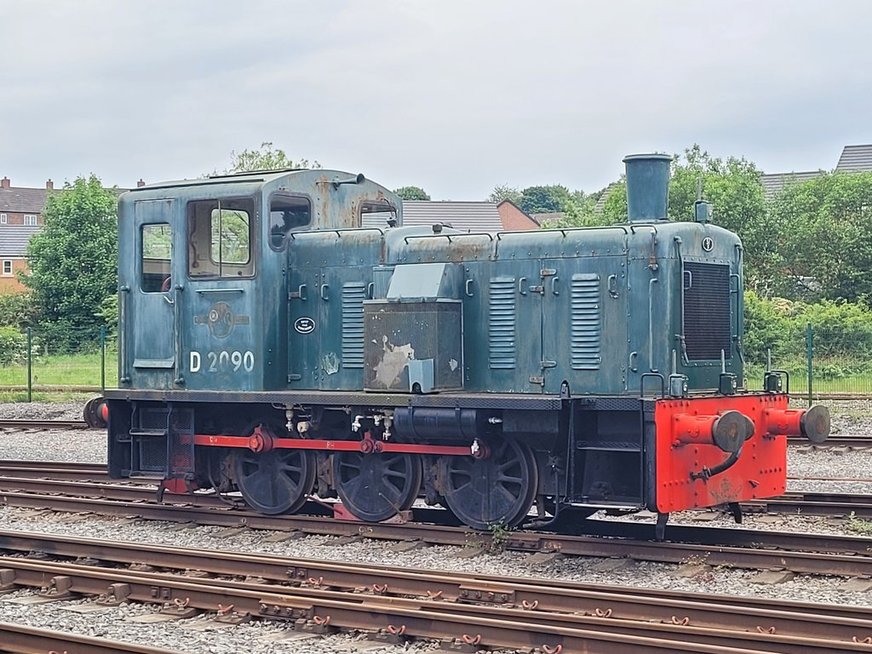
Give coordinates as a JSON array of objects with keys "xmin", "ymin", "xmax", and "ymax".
[
  {"xmin": 570, "ymin": 274, "xmax": 601, "ymax": 370},
  {"xmin": 341, "ymin": 282, "xmax": 366, "ymax": 368},
  {"xmin": 488, "ymin": 277, "xmax": 516, "ymax": 369},
  {"xmin": 683, "ymin": 262, "xmax": 731, "ymax": 360}
]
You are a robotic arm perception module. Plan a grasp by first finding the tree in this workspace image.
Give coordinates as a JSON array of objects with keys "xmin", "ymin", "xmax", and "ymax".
[
  {"xmin": 768, "ymin": 171, "xmax": 872, "ymax": 303},
  {"xmin": 518, "ymin": 184, "xmax": 574, "ymax": 214},
  {"xmin": 600, "ymin": 145, "xmax": 770, "ymax": 287},
  {"xmin": 393, "ymin": 186, "xmax": 430, "ymax": 201},
  {"xmin": 488, "ymin": 184, "xmax": 522, "ymax": 205},
  {"xmin": 22, "ymin": 175, "xmax": 118, "ymax": 350},
  {"xmin": 227, "ymin": 142, "xmax": 320, "ymax": 173}
]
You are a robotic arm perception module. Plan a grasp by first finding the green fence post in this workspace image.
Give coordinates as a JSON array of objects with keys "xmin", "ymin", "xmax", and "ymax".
[
  {"xmin": 100, "ymin": 325, "xmax": 106, "ymax": 394},
  {"xmin": 805, "ymin": 322, "xmax": 813, "ymax": 407},
  {"xmin": 26, "ymin": 327, "xmax": 32, "ymax": 403}
]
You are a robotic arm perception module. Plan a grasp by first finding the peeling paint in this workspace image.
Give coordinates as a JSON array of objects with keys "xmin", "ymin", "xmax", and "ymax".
[
  {"xmin": 448, "ymin": 358, "xmax": 458, "ymax": 372},
  {"xmin": 322, "ymin": 352, "xmax": 340, "ymax": 375},
  {"xmin": 373, "ymin": 335, "xmax": 415, "ymax": 388}
]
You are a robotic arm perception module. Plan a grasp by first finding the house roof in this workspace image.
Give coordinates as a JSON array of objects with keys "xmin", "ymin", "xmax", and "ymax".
[
  {"xmin": 0, "ymin": 225, "xmax": 42, "ymax": 257},
  {"xmin": 759, "ymin": 171, "xmax": 823, "ymax": 198},
  {"xmin": 397, "ymin": 201, "xmax": 504, "ymax": 233},
  {"xmin": 594, "ymin": 181, "xmax": 621, "ymax": 213},
  {"xmin": 0, "ymin": 187, "xmax": 50, "ymax": 213},
  {"xmin": 835, "ymin": 144, "xmax": 872, "ymax": 173}
]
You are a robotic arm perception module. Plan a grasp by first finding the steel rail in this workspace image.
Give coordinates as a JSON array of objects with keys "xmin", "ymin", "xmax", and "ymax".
[
  {"xmin": 2, "ymin": 475, "xmax": 872, "ymax": 556},
  {"xmin": 0, "ymin": 554, "xmax": 864, "ymax": 653},
  {"xmin": 0, "ymin": 460, "xmax": 111, "ymax": 481},
  {"xmin": 0, "ymin": 490, "xmax": 870, "ymax": 577},
  {"xmin": 788, "ymin": 435, "xmax": 872, "ymax": 448},
  {"xmin": 0, "ymin": 529, "xmax": 869, "ymax": 645},
  {"xmin": 0, "ymin": 418, "xmax": 89, "ymax": 430},
  {"xmin": 2, "ymin": 465, "xmax": 872, "ymax": 520},
  {"xmin": 0, "ymin": 622, "xmax": 182, "ymax": 654}
]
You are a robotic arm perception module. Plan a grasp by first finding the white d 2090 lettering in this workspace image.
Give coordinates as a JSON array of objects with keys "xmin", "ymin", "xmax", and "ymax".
[{"xmin": 189, "ymin": 351, "xmax": 201, "ymax": 373}]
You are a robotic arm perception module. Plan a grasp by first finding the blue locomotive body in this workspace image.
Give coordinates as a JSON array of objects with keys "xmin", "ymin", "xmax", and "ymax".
[{"xmin": 104, "ymin": 157, "xmax": 828, "ymax": 530}]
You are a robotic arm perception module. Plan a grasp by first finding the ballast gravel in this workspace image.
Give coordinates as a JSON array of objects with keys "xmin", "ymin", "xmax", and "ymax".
[{"xmin": 0, "ymin": 398, "xmax": 870, "ymax": 652}]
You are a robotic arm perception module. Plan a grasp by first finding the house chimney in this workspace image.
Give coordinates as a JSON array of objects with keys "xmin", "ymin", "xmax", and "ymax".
[
  {"xmin": 137, "ymin": 179, "xmax": 146, "ymax": 188},
  {"xmin": 45, "ymin": 179, "xmax": 54, "ymax": 190},
  {"xmin": 1, "ymin": 177, "xmax": 9, "ymax": 190}
]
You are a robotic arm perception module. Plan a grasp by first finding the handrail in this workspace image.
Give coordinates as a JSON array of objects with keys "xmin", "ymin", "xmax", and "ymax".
[
  {"xmin": 288, "ymin": 227, "xmax": 385, "ymax": 240},
  {"xmin": 403, "ymin": 232, "xmax": 494, "ymax": 245}
]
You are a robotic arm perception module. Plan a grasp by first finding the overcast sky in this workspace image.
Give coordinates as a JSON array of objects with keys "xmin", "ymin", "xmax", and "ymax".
[{"xmin": 2, "ymin": 1, "xmax": 871, "ymax": 199}]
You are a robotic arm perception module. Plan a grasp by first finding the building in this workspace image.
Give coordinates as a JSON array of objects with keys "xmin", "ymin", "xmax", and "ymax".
[
  {"xmin": 0, "ymin": 177, "xmax": 52, "ymax": 293},
  {"xmin": 759, "ymin": 144, "xmax": 872, "ymax": 198},
  {"xmin": 385, "ymin": 200, "xmax": 538, "ymax": 233},
  {"xmin": 365, "ymin": 200, "xmax": 538, "ymax": 233},
  {"xmin": 497, "ymin": 200, "xmax": 538, "ymax": 230}
]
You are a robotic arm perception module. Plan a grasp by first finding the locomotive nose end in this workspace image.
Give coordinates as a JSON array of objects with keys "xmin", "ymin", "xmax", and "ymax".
[
  {"xmin": 711, "ymin": 410, "xmax": 754, "ymax": 453},
  {"xmin": 800, "ymin": 405, "xmax": 830, "ymax": 444}
]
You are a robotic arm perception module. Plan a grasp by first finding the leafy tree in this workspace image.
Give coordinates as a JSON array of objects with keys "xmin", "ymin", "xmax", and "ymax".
[
  {"xmin": 393, "ymin": 186, "xmax": 430, "ymax": 201},
  {"xmin": 227, "ymin": 142, "xmax": 320, "ymax": 173},
  {"xmin": 518, "ymin": 184, "xmax": 574, "ymax": 214},
  {"xmin": 768, "ymin": 171, "xmax": 872, "ymax": 303},
  {"xmin": 600, "ymin": 145, "xmax": 770, "ymax": 286},
  {"xmin": 488, "ymin": 184, "xmax": 522, "ymax": 205},
  {"xmin": 0, "ymin": 293, "xmax": 36, "ymax": 328},
  {"xmin": 22, "ymin": 175, "xmax": 118, "ymax": 351}
]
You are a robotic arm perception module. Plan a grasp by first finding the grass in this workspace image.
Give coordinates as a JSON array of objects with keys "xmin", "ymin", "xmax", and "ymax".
[
  {"xmin": 846, "ymin": 513, "xmax": 872, "ymax": 536},
  {"xmin": 0, "ymin": 351, "xmax": 117, "ymax": 388},
  {"xmin": 1, "ymin": 352, "xmax": 872, "ymax": 395}
]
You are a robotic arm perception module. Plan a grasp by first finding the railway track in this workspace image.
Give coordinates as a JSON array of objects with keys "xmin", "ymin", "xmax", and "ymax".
[
  {"xmin": 0, "ymin": 418, "xmax": 89, "ymax": 430},
  {"xmin": 0, "ymin": 530, "xmax": 868, "ymax": 653},
  {"xmin": 0, "ymin": 475, "xmax": 871, "ymax": 578},
  {"xmin": 788, "ymin": 434, "xmax": 872, "ymax": 447},
  {"xmin": 1, "ymin": 460, "xmax": 870, "ymax": 516},
  {"xmin": 0, "ymin": 622, "xmax": 180, "ymax": 654}
]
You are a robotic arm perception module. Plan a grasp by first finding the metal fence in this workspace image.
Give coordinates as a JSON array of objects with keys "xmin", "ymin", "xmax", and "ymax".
[
  {"xmin": 0, "ymin": 323, "xmax": 869, "ymax": 400},
  {"xmin": 0, "ymin": 326, "xmax": 114, "ymax": 400}
]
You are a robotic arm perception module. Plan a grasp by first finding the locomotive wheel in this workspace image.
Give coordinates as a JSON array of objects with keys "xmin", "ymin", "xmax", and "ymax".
[
  {"xmin": 234, "ymin": 449, "xmax": 315, "ymax": 515},
  {"xmin": 439, "ymin": 437, "xmax": 538, "ymax": 530},
  {"xmin": 333, "ymin": 452, "xmax": 422, "ymax": 522}
]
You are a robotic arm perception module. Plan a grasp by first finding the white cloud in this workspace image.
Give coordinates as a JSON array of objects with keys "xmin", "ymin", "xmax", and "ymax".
[{"xmin": 1, "ymin": 0, "xmax": 871, "ymax": 196}]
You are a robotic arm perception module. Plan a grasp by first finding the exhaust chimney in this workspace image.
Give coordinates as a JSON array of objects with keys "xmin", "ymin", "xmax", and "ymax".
[
  {"xmin": 46, "ymin": 179, "xmax": 54, "ymax": 190},
  {"xmin": 622, "ymin": 153, "xmax": 672, "ymax": 223},
  {"xmin": 1, "ymin": 177, "xmax": 9, "ymax": 190}
]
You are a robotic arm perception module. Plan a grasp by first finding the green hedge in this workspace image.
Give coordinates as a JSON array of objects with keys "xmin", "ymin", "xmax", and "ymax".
[{"xmin": 744, "ymin": 292, "xmax": 872, "ymax": 379}]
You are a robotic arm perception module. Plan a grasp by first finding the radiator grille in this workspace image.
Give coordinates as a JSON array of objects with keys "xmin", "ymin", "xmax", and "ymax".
[
  {"xmin": 489, "ymin": 277, "xmax": 516, "ymax": 369},
  {"xmin": 570, "ymin": 274, "xmax": 602, "ymax": 369},
  {"xmin": 683, "ymin": 262, "xmax": 731, "ymax": 360},
  {"xmin": 341, "ymin": 282, "xmax": 366, "ymax": 369}
]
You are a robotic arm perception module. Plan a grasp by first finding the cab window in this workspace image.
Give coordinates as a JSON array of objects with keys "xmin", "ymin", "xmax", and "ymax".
[
  {"xmin": 269, "ymin": 194, "xmax": 311, "ymax": 250},
  {"xmin": 141, "ymin": 223, "xmax": 172, "ymax": 292},
  {"xmin": 187, "ymin": 198, "xmax": 255, "ymax": 278},
  {"xmin": 360, "ymin": 200, "xmax": 398, "ymax": 228}
]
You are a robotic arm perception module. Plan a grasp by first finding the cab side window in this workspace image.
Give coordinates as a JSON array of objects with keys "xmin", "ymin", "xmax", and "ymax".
[
  {"xmin": 359, "ymin": 200, "xmax": 398, "ymax": 228},
  {"xmin": 141, "ymin": 223, "xmax": 172, "ymax": 292},
  {"xmin": 269, "ymin": 194, "xmax": 311, "ymax": 250},
  {"xmin": 187, "ymin": 198, "xmax": 255, "ymax": 278}
]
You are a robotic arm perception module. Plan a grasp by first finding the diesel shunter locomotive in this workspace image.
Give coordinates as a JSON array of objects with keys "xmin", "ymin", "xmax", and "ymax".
[{"xmin": 104, "ymin": 154, "xmax": 829, "ymax": 533}]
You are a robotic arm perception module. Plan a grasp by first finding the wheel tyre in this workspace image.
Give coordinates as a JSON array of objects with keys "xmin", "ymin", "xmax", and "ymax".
[
  {"xmin": 333, "ymin": 452, "xmax": 422, "ymax": 522},
  {"xmin": 234, "ymin": 449, "xmax": 315, "ymax": 515}
]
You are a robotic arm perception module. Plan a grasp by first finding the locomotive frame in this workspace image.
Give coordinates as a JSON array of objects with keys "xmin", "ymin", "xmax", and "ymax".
[{"xmin": 103, "ymin": 156, "xmax": 829, "ymax": 533}]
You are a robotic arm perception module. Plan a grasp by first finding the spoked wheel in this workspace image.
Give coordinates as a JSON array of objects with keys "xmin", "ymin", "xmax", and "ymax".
[
  {"xmin": 439, "ymin": 437, "xmax": 538, "ymax": 530},
  {"xmin": 234, "ymin": 449, "xmax": 315, "ymax": 515},
  {"xmin": 333, "ymin": 452, "xmax": 422, "ymax": 522}
]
